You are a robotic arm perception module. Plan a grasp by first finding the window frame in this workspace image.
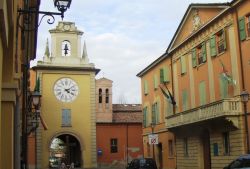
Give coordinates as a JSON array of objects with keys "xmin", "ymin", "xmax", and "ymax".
[
  {"xmin": 62, "ymin": 109, "xmax": 71, "ymax": 127},
  {"xmin": 110, "ymin": 138, "xmax": 118, "ymax": 153}
]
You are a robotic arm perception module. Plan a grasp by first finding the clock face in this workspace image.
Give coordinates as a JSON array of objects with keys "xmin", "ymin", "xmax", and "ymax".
[
  {"xmin": 63, "ymin": 24, "xmax": 70, "ymax": 31},
  {"xmin": 54, "ymin": 78, "xmax": 79, "ymax": 102}
]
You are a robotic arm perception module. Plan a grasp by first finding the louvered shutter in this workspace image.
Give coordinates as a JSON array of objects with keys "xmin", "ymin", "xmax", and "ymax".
[
  {"xmin": 199, "ymin": 81, "xmax": 206, "ymax": 106},
  {"xmin": 239, "ymin": 17, "xmax": 246, "ymax": 41},
  {"xmin": 202, "ymin": 42, "xmax": 207, "ymax": 62},
  {"xmin": 160, "ymin": 69, "xmax": 164, "ymax": 83},
  {"xmin": 210, "ymin": 35, "xmax": 217, "ymax": 57},
  {"xmin": 181, "ymin": 56, "xmax": 186, "ymax": 74},
  {"xmin": 192, "ymin": 48, "xmax": 197, "ymax": 67}
]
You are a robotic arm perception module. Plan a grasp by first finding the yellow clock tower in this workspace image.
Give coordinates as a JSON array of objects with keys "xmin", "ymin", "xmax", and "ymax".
[{"xmin": 33, "ymin": 21, "xmax": 99, "ymax": 169}]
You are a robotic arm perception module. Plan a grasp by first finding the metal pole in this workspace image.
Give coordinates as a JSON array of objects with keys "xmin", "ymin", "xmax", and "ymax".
[
  {"xmin": 152, "ymin": 125, "xmax": 155, "ymax": 159},
  {"xmin": 244, "ymin": 102, "xmax": 250, "ymax": 153}
]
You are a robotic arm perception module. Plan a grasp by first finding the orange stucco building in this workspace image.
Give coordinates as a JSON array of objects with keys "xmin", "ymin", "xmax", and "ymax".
[
  {"xmin": 96, "ymin": 78, "xmax": 143, "ymax": 168},
  {"xmin": 138, "ymin": 0, "xmax": 250, "ymax": 169}
]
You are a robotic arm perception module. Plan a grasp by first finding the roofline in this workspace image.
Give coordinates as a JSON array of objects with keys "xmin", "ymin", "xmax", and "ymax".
[
  {"xmin": 166, "ymin": 2, "xmax": 230, "ymax": 53},
  {"xmin": 137, "ymin": 1, "xmax": 236, "ymax": 77},
  {"xmin": 136, "ymin": 52, "xmax": 168, "ymax": 77},
  {"xmin": 32, "ymin": 65, "xmax": 100, "ymax": 75}
]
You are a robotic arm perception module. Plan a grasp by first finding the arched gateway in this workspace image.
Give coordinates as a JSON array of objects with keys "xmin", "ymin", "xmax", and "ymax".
[{"xmin": 49, "ymin": 134, "xmax": 82, "ymax": 168}]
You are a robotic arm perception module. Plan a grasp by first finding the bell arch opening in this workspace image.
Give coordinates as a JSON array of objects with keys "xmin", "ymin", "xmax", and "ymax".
[{"xmin": 49, "ymin": 134, "xmax": 82, "ymax": 168}]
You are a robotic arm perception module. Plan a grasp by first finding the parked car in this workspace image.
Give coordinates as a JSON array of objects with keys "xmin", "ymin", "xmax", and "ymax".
[
  {"xmin": 224, "ymin": 154, "xmax": 250, "ymax": 169},
  {"xmin": 126, "ymin": 158, "xmax": 157, "ymax": 169}
]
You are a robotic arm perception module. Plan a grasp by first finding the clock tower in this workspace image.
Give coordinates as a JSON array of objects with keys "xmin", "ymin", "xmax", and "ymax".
[{"xmin": 33, "ymin": 22, "xmax": 99, "ymax": 169}]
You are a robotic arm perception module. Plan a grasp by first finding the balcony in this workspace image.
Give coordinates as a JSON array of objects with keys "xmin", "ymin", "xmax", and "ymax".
[{"xmin": 166, "ymin": 98, "xmax": 243, "ymax": 129}]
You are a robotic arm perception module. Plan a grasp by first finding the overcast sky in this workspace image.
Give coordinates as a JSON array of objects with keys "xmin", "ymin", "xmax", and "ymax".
[{"xmin": 34, "ymin": 0, "xmax": 230, "ymax": 104}]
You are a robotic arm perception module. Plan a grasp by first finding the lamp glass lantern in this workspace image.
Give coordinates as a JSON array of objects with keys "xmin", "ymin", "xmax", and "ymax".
[
  {"xmin": 31, "ymin": 91, "xmax": 42, "ymax": 107},
  {"xmin": 54, "ymin": 0, "xmax": 72, "ymax": 12},
  {"xmin": 241, "ymin": 90, "xmax": 250, "ymax": 103}
]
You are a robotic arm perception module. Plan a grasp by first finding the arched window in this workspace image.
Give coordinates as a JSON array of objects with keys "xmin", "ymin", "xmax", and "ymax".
[
  {"xmin": 99, "ymin": 89, "xmax": 102, "ymax": 103},
  {"xmin": 61, "ymin": 40, "xmax": 71, "ymax": 56},
  {"xmin": 105, "ymin": 89, "xmax": 109, "ymax": 103}
]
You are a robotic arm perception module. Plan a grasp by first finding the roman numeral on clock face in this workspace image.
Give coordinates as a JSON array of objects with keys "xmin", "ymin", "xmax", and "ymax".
[{"xmin": 53, "ymin": 78, "xmax": 79, "ymax": 102}]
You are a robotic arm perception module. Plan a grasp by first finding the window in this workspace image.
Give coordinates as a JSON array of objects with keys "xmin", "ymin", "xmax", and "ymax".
[
  {"xmin": 143, "ymin": 107, "xmax": 148, "ymax": 127},
  {"xmin": 210, "ymin": 30, "xmax": 227, "ymax": 57},
  {"xmin": 153, "ymin": 75, "xmax": 158, "ymax": 90},
  {"xmin": 62, "ymin": 109, "xmax": 71, "ymax": 126},
  {"xmin": 223, "ymin": 132, "xmax": 230, "ymax": 155},
  {"xmin": 98, "ymin": 88, "xmax": 102, "ymax": 103},
  {"xmin": 160, "ymin": 67, "xmax": 170, "ymax": 83},
  {"xmin": 216, "ymin": 30, "xmax": 226, "ymax": 54},
  {"xmin": 183, "ymin": 138, "xmax": 188, "ymax": 156},
  {"xmin": 61, "ymin": 40, "xmax": 71, "ymax": 56},
  {"xmin": 180, "ymin": 56, "xmax": 187, "ymax": 74},
  {"xmin": 199, "ymin": 81, "xmax": 206, "ymax": 106},
  {"xmin": 105, "ymin": 89, "xmax": 109, "ymax": 103},
  {"xmin": 182, "ymin": 89, "xmax": 189, "ymax": 111},
  {"xmin": 168, "ymin": 140, "xmax": 174, "ymax": 157},
  {"xmin": 110, "ymin": 138, "xmax": 118, "ymax": 153},
  {"xmin": 152, "ymin": 102, "xmax": 160, "ymax": 124},
  {"xmin": 192, "ymin": 42, "xmax": 206, "ymax": 67},
  {"xmin": 144, "ymin": 80, "xmax": 148, "ymax": 95},
  {"xmin": 213, "ymin": 143, "xmax": 219, "ymax": 156}
]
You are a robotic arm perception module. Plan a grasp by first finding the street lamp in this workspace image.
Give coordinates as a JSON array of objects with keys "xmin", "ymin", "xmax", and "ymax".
[
  {"xmin": 240, "ymin": 90, "xmax": 250, "ymax": 153},
  {"xmin": 26, "ymin": 91, "xmax": 42, "ymax": 135},
  {"xmin": 17, "ymin": 0, "xmax": 72, "ymax": 31}
]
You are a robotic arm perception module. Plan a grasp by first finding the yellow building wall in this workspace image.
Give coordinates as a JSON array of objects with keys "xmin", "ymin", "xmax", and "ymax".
[
  {"xmin": 0, "ymin": 33, "xmax": 2, "ymax": 169},
  {"xmin": 40, "ymin": 72, "xmax": 95, "ymax": 168}
]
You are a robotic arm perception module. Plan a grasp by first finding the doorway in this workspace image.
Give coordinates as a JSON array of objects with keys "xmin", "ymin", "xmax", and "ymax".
[
  {"xmin": 157, "ymin": 143, "xmax": 163, "ymax": 169},
  {"xmin": 49, "ymin": 134, "xmax": 82, "ymax": 168},
  {"xmin": 201, "ymin": 130, "xmax": 211, "ymax": 169}
]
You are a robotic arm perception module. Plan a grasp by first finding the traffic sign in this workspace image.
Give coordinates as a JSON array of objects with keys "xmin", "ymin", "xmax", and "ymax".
[{"xmin": 148, "ymin": 134, "xmax": 158, "ymax": 145}]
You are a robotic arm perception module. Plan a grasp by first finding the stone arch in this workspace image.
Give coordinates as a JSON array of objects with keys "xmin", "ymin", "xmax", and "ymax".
[{"xmin": 48, "ymin": 131, "xmax": 84, "ymax": 168}]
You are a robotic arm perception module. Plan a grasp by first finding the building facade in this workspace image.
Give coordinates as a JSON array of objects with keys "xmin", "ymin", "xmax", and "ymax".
[
  {"xmin": 96, "ymin": 78, "xmax": 143, "ymax": 168},
  {"xmin": 33, "ymin": 21, "xmax": 99, "ymax": 169},
  {"xmin": 0, "ymin": 1, "xmax": 40, "ymax": 169},
  {"xmin": 137, "ymin": 0, "xmax": 250, "ymax": 169}
]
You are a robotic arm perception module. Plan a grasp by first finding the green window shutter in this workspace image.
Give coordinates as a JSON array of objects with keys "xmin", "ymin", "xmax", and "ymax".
[
  {"xmin": 219, "ymin": 74, "xmax": 228, "ymax": 99},
  {"xmin": 199, "ymin": 81, "xmax": 206, "ymax": 106},
  {"xmin": 143, "ymin": 107, "xmax": 147, "ymax": 127},
  {"xmin": 154, "ymin": 75, "xmax": 158, "ymax": 89},
  {"xmin": 144, "ymin": 80, "xmax": 148, "ymax": 95},
  {"xmin": 223, "ymin": 29, "xmax": 227, "ymax": 50},
  {"xmin": 164, "ymin": 66, "xmax": 170, "ymax": 82},
  {"xmin": 160, "ymin": 69, "xmax": 164, "ymax": 83},
  {"xmin": 239, "ymin": 17, "xmax": 246, "ymax": 41},
  {"xmin": 210, "ymin": 35, "xmax": 217, "ymax": 57},
  {"xmin": 157, "ymin": 102, "xmax": 160, "ymax": 123},
  {"xmin": 182, "ymin": 90, "xmax": 188, "ymax": 111},
  {"xmin": 180, "ymin": 56, "xmax": 186, "ymax": 74},
  {"xmin": 202, "ymin": 42, "xmax": 207, "ymax": 62},
  {"xmin": 192, "ymin": 48, "xmax": 197, "ymax": 68},
  {"xmin": 152, "ymin": 104, "xmax": 156, "ymax": 125}
]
